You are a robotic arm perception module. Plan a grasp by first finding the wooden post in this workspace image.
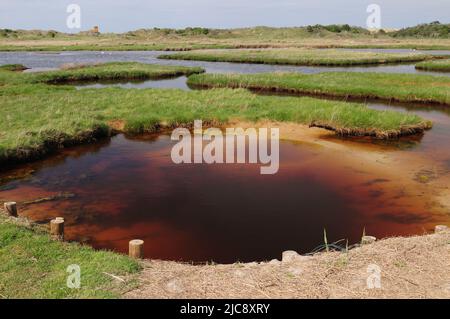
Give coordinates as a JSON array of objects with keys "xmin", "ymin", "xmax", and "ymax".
[
  {"xmin": 129, "ymin": 239, "xmax": 144, "ymax": 259},
  {"xmin": 4, "ymin": 202, "xmax": 17, "ymax": 217},
  {"xmin": 50, "ymin": 218, "xmax": 64, "ymax": 241}
]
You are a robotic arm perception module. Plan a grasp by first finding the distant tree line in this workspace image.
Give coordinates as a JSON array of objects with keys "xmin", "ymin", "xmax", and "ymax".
[
  {"xmin": 0, "ymin": 29, "xmax": 59, "ymax": 38},
  {"xmin": 127, "ymin": 27, "xmax": 210, "ymax": 37},
  {"xmin": 305, "ymin": 24, "xmax": 369, "ymax": 34}
]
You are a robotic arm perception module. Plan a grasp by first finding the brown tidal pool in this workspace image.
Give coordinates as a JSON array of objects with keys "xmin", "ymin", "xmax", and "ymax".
[{"xmin": 0, "ymin": 133, "xmax": 445, "ymax": 263}]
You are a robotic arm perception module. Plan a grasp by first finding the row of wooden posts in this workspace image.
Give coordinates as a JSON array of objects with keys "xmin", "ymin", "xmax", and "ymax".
[{"xmin": 3, "ymin": 201, "xmax": 145, "ymax": 259}]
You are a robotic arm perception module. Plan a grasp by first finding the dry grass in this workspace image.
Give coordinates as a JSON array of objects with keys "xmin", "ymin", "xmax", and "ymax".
[
  {"xmin": 1, "ymin": 32, "xmax": 450, "ymax": 50},
  {"xmin": 126, "ymin": 228, "xmax": 450, "ymax": 299}
]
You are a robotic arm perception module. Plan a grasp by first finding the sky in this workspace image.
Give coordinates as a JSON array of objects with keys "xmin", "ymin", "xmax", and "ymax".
[{"xmin": 0, "ymin": 0, "xmax": 449, "ymax": 33}]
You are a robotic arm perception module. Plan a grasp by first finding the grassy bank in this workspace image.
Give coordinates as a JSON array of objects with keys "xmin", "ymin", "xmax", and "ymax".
[
  {"xmin": 188, "ymin": 72, "xmax": 450, "ymax": 105},
  {"xmin": 0, "ymin": 65, "xmax": 431, "ymax": 164},
  {"xmin": 159, "ymin": 48, "xmax": 432, "ymax": 66},
  {"xmin": 416, "ymin": 59, "xmax": 450, "ymax": 72},
  {"xmin": 0, "ymin": 213, "xmax": 140, "ymax": 298}
]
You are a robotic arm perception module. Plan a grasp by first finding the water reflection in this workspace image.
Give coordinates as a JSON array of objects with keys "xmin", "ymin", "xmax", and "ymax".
[{"xmin": 75, "ymin": 76, "xmax": 190, "ymax": 90}]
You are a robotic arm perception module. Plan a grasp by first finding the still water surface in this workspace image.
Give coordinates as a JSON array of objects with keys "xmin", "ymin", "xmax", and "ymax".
[{"xmin": 0, "ymin": 50, "xmax": 449, "ymax": 76}]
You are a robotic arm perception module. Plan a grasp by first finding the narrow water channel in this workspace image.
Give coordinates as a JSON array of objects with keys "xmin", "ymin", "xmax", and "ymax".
[{"xmin": 1, "ymin": 50, "xmax": 450, "ymax": 76}]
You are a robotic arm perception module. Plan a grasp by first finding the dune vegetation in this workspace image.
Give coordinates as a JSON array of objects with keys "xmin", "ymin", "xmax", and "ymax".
[
  {"xmin": 188, "ymin": 72, "xmax": 450, "ymax": 105},
  {"xmin": 1, "ymin": 23, "xmax": 450, "ymax": 51},
  {"xmin": 391, "ymin": 21, "xmax": 450, "ymax": 38},
  {"xmin": 159, "ymin": 48, "xmax": 432, "ymax": 66}
]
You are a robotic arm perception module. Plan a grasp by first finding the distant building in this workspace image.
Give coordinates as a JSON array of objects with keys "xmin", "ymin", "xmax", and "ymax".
[
  {"xmin": 91, "ymin": 26, "xmax": 99, "ymax": 34},
  {"xmin": 78, "ymin": 26, "xmax": 100, "ymax": 36}
]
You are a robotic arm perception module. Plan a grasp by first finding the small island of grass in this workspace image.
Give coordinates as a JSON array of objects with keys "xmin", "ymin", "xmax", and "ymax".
[
  {"xmin": 30, "ymin": 62, "xmax": 205, "ymax": 83},
  {"xmin": 159, "ymin": 48, "xmax": 432, "ymax": 66},
  {"xmin": 416, "ymin": 59, "xmax": 450, "ymax": 72}
]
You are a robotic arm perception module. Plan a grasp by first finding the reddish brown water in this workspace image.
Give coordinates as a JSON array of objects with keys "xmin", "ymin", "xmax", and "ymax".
[{"xmin": 0, "ymin": 133, "xmax": 446, "ymax": 263}]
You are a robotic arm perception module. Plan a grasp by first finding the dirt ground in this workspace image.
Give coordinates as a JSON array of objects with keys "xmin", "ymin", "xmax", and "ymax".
[{"xmin": 125, "ymin": 227, "xmax": 450, "ymax": 298}]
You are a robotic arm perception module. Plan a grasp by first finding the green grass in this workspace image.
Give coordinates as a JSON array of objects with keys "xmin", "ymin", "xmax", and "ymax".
[
  {"xmin": 187, "ymin": 72, "xmax": 450, "ymax": 105},
  {"xmin": 0, "ymin": 65, "xmax": 431, "ymax": 163},
  {"xmin": 0, "ymin": 214, "xmax": 140, "ymax": 298},
  {"xmin": 416, "ymin": 59, "xmax": 450, "ymax": 72},
  {"xmin": 159, "ymin": 48, "xmax": 432, "ymax": 66},
  {"xmin": 26, "ymin": 62, "xmax": 204, "ymax": 83},
  {"xmin": 0, "ymin": 77, "xmax": 429, "ymax": 163}
]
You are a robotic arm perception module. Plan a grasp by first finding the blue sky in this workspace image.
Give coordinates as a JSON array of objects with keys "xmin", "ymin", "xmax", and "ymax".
[{"xmin": 0, "ymin": 0, "xmax": 448, "ymax": 32}]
